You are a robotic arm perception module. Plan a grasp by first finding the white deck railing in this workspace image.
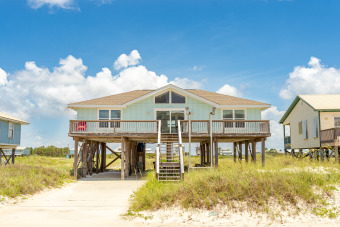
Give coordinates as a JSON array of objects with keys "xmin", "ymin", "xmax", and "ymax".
[
  {"xmin": 180, "ymin": 120, "xmax": 270, "ymax": 135},
  {"xmin": 69, "ymin": 120, "xmax": 270, "ymax": 135},
  {"xmin": 69, "ymin": 120, "xmax": 159, "ymax": 134}
]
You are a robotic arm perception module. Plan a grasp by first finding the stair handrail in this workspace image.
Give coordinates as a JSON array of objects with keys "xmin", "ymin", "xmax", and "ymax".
[
  {"xmin": 156, "ymin": 120, "xmax": 161, "ymax": 180},
  {"xmin": 178, "ymin": 120, "xmax": 184, "ymax": 180}
]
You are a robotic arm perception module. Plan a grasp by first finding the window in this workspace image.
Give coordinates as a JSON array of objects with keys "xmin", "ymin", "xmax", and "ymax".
[
  {"xmin": 171, "ymin": 92, "xmax": 185, "ymax": 103},
  {"xmin": 298, "ymin": 121, "xmax": 303, "ymax": 134},
  {"xmin": 313, "ymin": 117, "xmax": 318, "ymax": 138},
  {"xmin": 155, "ymin": 92, "xmax": 170, "ymax": 103},
  {"xmin": 223, "ymin": 110, "xmax": 233, "ymax": 128},
  {"xmin": 8, "ymin": 122, "xmax": 14, "ymax": 139},
  {"xmin": 155, "ymin": 91, "xmax": 186, "ymax": 104},
  {"xmin": 223, "ymin": 110, "xmax": 245, "ymax": 128},
  {"xmin": 99, "ymin": 110, "xmax": 109, "ymax": 128},
  {"xmin": 110, "ymin": 110, "xmax": 121, "ymax": 128},
  {"xmin": 235, "ymin": 110, "xmax": 245, "ymax": 128},
  {"xmin": 335, "ymin": 117, "xmax": 340, "ymax": 127},
  {"xmin": 303, "ymin": 120, "xmax": 308, "ymax": 139},
  {"xmin": 99, "ymin": 110, "xmax": 121, "ymax": 128}
]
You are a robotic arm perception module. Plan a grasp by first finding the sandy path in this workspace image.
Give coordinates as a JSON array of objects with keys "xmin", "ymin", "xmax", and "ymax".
[{"xmin": 0, "ymin": 172, "xmax": 145, "ymax": 227}]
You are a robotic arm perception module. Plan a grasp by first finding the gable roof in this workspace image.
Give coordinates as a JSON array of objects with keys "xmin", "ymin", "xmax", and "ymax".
[
  {"xmin": 0, "ymin": 112, "xmax": 29, "ymax": 125},
  {"xmin": 68, "ymin": 84, "xmax": 270, "ymax": 109},
  {"xmin": 279, "ymin": 94, "xmax": 340, "ymax": 124},
  {"xmin": 187, "ymin": 89, "xmax": 269, "ymax": 106},
  {"xmin": 68, "ymin": 90, "xmax": 153, "ymax": 106}
]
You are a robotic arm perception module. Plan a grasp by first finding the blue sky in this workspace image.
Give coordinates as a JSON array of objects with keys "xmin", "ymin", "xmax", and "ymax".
[{"xmin": 1, "ymin": 0, "xmax": 340, "ymax": 149}]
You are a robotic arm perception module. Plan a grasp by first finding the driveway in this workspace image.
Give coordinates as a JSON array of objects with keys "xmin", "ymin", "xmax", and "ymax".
[{"xmin": 0, "ymin": 172, "xmax": 145, "ymax": 227}]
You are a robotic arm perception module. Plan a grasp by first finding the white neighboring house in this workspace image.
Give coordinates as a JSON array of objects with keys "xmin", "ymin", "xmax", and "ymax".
[
  {"xmin": 3, "ymin": 147, "xmax": 30, "ymax": 156},
  {"xmin": 280, "ymin": 95, "xmax": 340, "ymax": 152}
]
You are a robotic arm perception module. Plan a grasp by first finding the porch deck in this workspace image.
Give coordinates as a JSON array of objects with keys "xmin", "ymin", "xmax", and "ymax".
[
  {"xmin": 321, "ymin": 128, "xmax": 340, "ymax": 147},
  {"xmin": 69, "ymin": 120, "xmax": 270, "ymax": 142}
]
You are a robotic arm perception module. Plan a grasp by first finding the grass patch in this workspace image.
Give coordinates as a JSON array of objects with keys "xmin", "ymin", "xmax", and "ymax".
[
  {"xmin": 0, "ymin": 156, "xmax": 74, "ymax": 198},
  {"xmin": 129, "ymin": 155, "xmax": 340, "ymax": 218}
]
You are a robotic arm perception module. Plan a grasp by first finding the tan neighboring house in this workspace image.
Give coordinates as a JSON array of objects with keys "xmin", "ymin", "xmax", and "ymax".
[{"xmin": 279, "ymin": 95, "xmax": 340, "ymax": 155}]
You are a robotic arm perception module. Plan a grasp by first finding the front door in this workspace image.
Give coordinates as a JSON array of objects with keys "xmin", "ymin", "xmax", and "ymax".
[{"xmin": 156, "ymin": 110, "xmax": 185, "ymax": 133}]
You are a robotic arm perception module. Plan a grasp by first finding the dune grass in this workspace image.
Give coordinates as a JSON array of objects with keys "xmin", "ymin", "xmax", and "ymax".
[
  {"xmin": 129, "ymin": 155, "xmax": 340, "ymax": 217},
  {"xmin": 0, "ymin": 156, "xmax": 74, "ymax": 198}
]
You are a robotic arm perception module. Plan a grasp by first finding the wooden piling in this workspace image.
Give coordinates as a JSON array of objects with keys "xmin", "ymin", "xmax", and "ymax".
[
  {"xmin": 238, "ymin": 142, "xmax": 242, "ymax": 161},
  {"xmin": 11, "ymin": 148, "xmax": 15, "ymax": 164},
  {"xmin": 73, "ymin": 138, "xmax": 78, "ymax": 180},
  {"xmin": 251, "ymin": 140, "xmax": 256, "ymax": 163},
  {"xmin": 214, "ymin": 138, "xmax": 218, "ymax": 167},
  {"xmin": 261, "ymin": 137, "xmax": 265, "ymax": 167},
  {"xmin": 245, "ymin": 140, "xmax": 249, "ymax": 163}
]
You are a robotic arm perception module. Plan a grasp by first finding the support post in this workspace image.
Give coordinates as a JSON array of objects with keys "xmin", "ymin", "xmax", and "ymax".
[
  {"xmin": 100, "ymin": 142, "xmax": 107, "ymax": 172},
  {"xmin": 214, "ymin": 138, "xmax": 218, "ymax": 167},
  {"xmin": 200, "ymin": 142, "xmax": 203, "ymax": 165},
  {"xmin": 233, "ymin": 142, "xmax": 237, "ymax": 163},
  {"xmin": 82, "ymin": 139, "xmax": 87, "ymax": 178},
  {"xmin": 238, "ymin": 142, "xmax": 242, "ymax": 161},
  {"xmin": 261, "ymin": 138, "xmax": 265, "ymax": 167},
  {"xmin": 11, "ymin": 148, "xmax": 15, "ymax": 164},
  {"xmin": 245, "ymin": 140, "xmax": 249, "ymax": 163},
  {"xmin": 206, "ymin": 142, "xmax": 210, "ymax": 165},
  {"xmin": 143, "ymin": 143, "xmax": 146, "ymax": 172},
  {"xmin": 252, "ymin": 140, "xmax": 256, "ymax": 163},
  {"xmin": 335, "ymin": 146, "xmax": 339, "ymax": 164},
  {"xmin": 73, "ymin": 138, "xmax": 79, "ymax": 180},
  {"xmin": 96, "ymin": 142, "xmax": 99, "ymax": 173},
  {"xmin": 125, "ymin": 139, "xmax": 130, "ymax": 177},
  {"xmin": 121, "ymin": 137, "xmax": 125, "ymax": 180}
]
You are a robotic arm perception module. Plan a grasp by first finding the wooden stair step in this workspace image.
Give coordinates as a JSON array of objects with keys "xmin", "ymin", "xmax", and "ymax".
[{"xmin": 159, "ymin": 176, "xmax": 180, "ymax": 179}]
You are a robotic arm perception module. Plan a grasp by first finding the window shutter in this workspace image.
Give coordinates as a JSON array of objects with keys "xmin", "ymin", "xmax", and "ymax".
[
  {"xmin": 298, "ymin": 121, "xmax": 303, "ymax": 134},
  {"xmin": 303, "ymin": 120, "xmax": 308, "ymax": 139}
]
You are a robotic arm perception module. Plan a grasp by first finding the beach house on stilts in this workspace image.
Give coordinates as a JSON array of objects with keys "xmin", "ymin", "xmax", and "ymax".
[{"xmin": 68, "ymin": 84, "xmax": 271, "ymax": 181}]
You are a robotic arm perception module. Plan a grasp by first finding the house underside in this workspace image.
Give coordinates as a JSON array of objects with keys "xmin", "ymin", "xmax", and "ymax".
[{"xmin": 69, "ymin": 119, "xmax": 271, "ymax": 181}]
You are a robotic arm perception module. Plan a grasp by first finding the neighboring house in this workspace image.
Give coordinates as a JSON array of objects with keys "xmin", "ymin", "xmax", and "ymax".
[
  {"xmin": 0, "ymin": 112, "xmax": 29, "ymax": 164},
  {"xmin": 3, "ymin": 147, "xmax": 30, "ymax": 156},
  {"xmin": 67, "ymin": 84, "xmax": 271, "ymax": 180},
  {"xmin": 279, "ymin": 95, "xmax": 340, "ymax": 156}
]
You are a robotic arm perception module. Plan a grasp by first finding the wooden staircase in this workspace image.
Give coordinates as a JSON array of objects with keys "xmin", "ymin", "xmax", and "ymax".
[
  {"xmin": 155, "ymin": 121, "xmax": 184, "ymax": 182},
  {"xmin": 159, "ymin": 162, "xmax": 181, "ymax": 182}
]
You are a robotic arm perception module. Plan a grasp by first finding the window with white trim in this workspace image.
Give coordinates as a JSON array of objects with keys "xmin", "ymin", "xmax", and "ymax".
[
  {"xmin": 99, "ymin": 110, "xmax": 121, "ymax": 128},
  {"xmin": 155, "ymin": 91, "xmax": 186, "ymax": 104},
  {"xmin": 223, "ymin": 110, "xmax": 245, "ymax": 128},
  {"xmin": 171, "ymin": 92, "xmax": 185, "ymax": 103},
  {"xmin": 110, "ymin": 110, "xmax": 121, "ymax": 128},
  {"xmin": 8, "ymin": 122, "xmax": 14, "ymax": 139},
  {"xmin": 155, "ymin": 92, "xmax": 170, "ymax": 103},
  {"xmin": 335, "ymin": 117, "xmax": 340, "ymax": 127}
]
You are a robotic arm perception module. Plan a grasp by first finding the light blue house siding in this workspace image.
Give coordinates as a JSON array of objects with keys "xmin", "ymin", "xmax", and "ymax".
[
  {"xmin": 0, "ymin": 119, "xmax": 21, "ymax": 145},
  {"xmin": 76, "ymin": 95, "xmax": 262, "ymax": 121},
  {"xmin": 77, "ymin": 108, "xmax": 97, "ymax": 120}
]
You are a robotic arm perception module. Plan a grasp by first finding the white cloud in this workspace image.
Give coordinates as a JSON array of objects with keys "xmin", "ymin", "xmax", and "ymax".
[
  {"xmin": 280, "ymin": 56, "xmax": 340, "ymax": 99},
  {"xmin": 0, "ymin": 68, "xmax": 8, "ymax": 85},
  {"xmin": 216, "ymin": 84, "xmax": 241, "ymax": 97},
  {"xmin": 170, "ymin": 77, "xmax": 202, "ymax": 89},
  {"xmin": 113, "ymin": 50, "xmax": 142, "ymax": 70},
  {"xmin": 27, "ymin": 0, "xmax": 75, "ymax": 9},
  {"xmin": 0, "ymin": 51, "xmax": 201, "ymax": 121},
  {"xmin": 262, "ymin": 106, "xmax": 285, "ymax": 150},
  {"xmin": 192, "ymin": 65, "xmax": 203, "ymax": 71},
  {"xmin": 95, "ymin": 0, "xmax": 114, "ymax": 5}
]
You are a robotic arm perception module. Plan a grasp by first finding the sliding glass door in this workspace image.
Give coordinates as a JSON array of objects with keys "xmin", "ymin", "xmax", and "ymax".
[{"xmin": 156, "ymin": 110, "xmax": 185, "ymax": 133}]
